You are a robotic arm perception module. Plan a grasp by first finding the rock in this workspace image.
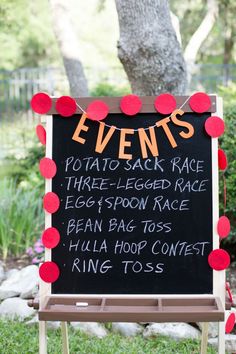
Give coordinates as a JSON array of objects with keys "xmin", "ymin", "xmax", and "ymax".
[
  {"xmin": 111, "ymin": 322, "xmax": 143, "ymax": 336},
  {"xmin": 198, "ymin": 309, "xmax": 236, "ymax": 339},
  {"xmin": 6, "ymin": 269, "xmax": 19, "ymax": 278},
  {"xmin": 0, "ymin": 265, "xmax": 38, "ymax": 300},
  {"xmin": 0, "ymin": 262, "xmax": 5, "ymax": 284},
  {"xmin": 208, "ymin": 334, "xmax": 236, "ymax": 352},
  {"xmin": 47, "ymin": 321, "xmax": 61, "ymax": 330},
  {"xmin": 143, "ymin": 322, "xmax": 200, "ymax": 341},
  {"xmin": 197, "ymin": 322, "xmax": 218, "ymax": 338},
  {"xmin": 20, "ymin": 284, "xmax": 38, "ymax": 300},
  {"xmin": 70, "ymin": 322, "xmax": 107, "ymax": 338},
  {"xmin": 26, "ymin": 314, "xmax": 38, "ymax": 326},
  {"xmin": 26, "ymin": 316, "xmax": 59, "ymax": 329},
  {"xmin": 0, "ymin": 298, "xmax": 36, "ymax": 320}
]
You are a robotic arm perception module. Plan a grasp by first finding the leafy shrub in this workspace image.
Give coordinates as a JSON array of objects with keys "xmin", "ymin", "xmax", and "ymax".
[
  {"xmin": 6, "ymin": 144, "xmax": 44, "ymax": 192},
  {"xmin": 90, "ymin": 81, "xmax": 130, "ymax": 97},
  {"xmin": 219, "ymin": 107, "xmax": 236, "ymax": 260},
  {"xmin": 218, "ymin": 85, "xmax": 236, "ymax": 260},
  {"xmin": 0, "ymin": 179, "xmax": 43, "ymax": 259}
]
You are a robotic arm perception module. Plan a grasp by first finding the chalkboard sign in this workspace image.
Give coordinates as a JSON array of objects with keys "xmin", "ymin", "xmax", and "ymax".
[{"xmin": 48, "ymin": 96, "xmax": 218, "ymax": 295}]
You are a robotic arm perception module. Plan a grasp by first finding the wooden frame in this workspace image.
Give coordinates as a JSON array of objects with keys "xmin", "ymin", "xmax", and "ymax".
[{"xmin": 37, "ymin": 96, "xmax": 225, "ymax": 354}]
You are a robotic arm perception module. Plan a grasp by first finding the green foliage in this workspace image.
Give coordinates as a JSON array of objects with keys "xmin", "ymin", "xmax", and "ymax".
[
  {"xmin": 91, "ymin": 82, "xmax": 130, "ymax": 97},
  {"xmin": 217, "ymin": 85, "xmax": 236, "ymax": 259},
  {"xmin": 7, "ymin": 144, "xmax": 44, "ymax": 191},
  {"xmin": 218, "ymin": 84, "xmax": 236, "ymax": 109},
  {"xmin": 0, "ymin": 179, "xmax": 43, "ymax": 259},
  {"xmin": 0, "ymin": 115, "xmax": 44, "ymax": 191},
  {"xmin": 0, "ymin": 117, "xmax": 44, "ymax": 259},
  {"xmin": 0, "ymin": 0, "xmax": 60, "ymax": 69},
  {"xmin": 0, "ymin": 320, "xmax": 216, "ymax": 354}
]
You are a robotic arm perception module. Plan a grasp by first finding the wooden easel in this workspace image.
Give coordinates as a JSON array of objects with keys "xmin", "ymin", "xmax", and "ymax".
[
  {"xmin": 29, "ymin": 277, "xmax": 225, "ymax": 354},
  {"xmin": 32, "ymin": 96, "xmax": 226, "ymax": 354}
]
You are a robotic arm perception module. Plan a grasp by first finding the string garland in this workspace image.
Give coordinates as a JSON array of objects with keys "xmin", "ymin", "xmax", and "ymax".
[{"xmin": 75, "ymin": 95, "xmax": 191, "ymax": 132}]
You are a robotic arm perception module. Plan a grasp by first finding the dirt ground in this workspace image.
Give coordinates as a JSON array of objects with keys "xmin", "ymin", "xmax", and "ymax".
[{"xmin": 0, "ymin": 254, "xmax": 33, "ymax": 271}]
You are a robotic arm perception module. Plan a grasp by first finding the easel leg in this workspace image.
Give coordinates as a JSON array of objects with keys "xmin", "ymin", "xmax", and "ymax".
[
  {"xmin": 39, "ymin": 321, "xmax": 47, "ymax": 354},
  {"xmin": 218, "ymin": 321, "xmax": 225, "ymax": 354},
  {"xmin": 200, "ymin": 322, "xmax": 209, "ymax": 354},
  {"xmin": 61, "ymin": 321, "xmax": 69, "ymax": 354}
]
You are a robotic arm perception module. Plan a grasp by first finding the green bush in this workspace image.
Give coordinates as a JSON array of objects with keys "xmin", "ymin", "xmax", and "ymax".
[
  {"xmin": 6, "ymin": 143, "xmax": 44, "ymax": 191},
  {"xmin": 0, "ymin": 131, "xmax": 45, "ymax": 259},
  {"xmin": 219, "ymin": 108, "xmax": 236, "ymax": 258},
  {"xmin": 90, "ymin": 81, "xmax": 130, "ymax": 97},
  {"xmin": 0, "ymin": 178, "xmax": 43, "ymax": 259},
  {"xmin": 218, "ymin": 85, "xmax": 236, "ymax": 260}
]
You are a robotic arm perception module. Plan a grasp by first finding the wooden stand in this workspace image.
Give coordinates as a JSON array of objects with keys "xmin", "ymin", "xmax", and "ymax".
[
  {"xmin": 29, "ymin": 295, "xmax": 225, "ymax": 354},
  {"xmin": 38, "ymin": 296, "xmax": 224, "ymax": 322},
  {"xmin": 34, "ymin": 96, "xmax": 226, "ymax": 354}
]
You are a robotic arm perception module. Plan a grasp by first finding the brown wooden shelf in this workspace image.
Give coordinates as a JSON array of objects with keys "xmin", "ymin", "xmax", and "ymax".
[
  {"xmin": 46, "ymin": 96, "xmax": 217, "ymax": 115},
  {"xmin": 38, "ymin": 296, "xmax": 224, "ymax": 322}
]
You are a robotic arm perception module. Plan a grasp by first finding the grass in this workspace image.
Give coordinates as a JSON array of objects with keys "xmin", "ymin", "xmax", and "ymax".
[
  {"xmin": 0, "ymin": 320, "xmax": 217, "ymax": 354},
  {"xmin": 0, "ymin": 114, "xmax": 44, "ymax": 259},
  {"xmin": 0, "ymin": 179, "xmax": 43, "ymax": 259}
]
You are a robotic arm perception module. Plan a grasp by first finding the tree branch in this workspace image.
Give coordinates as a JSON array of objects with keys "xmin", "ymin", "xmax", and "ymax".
[
  {"xmin": 184, "ymin": 0, "xmax": 218, "ymax": 66},
  {"xmin": 49, "ymin": 0, "xmax": 89, "ymax": 97}
]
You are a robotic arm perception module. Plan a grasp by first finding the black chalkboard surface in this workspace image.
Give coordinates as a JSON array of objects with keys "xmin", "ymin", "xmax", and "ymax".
[{"xmin": 51, "ymin": 108, "xmax": 213, "ymax": 295}]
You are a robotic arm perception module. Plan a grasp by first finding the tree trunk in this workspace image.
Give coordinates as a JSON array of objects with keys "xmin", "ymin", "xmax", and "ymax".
[
  {"xmin": 184, "ymin": 0, "xmax": 218, "ymax": 79},
  {"xmin": 115, "ymin": 0, "xmax": 187, "ymax": 95},
  {"xmin": 222, "ymin": 4, "xmax": 234, "ymax": 87},
  {"xmin": 49, "ymin": 0, "xmax": 89, "ymax": 97}
]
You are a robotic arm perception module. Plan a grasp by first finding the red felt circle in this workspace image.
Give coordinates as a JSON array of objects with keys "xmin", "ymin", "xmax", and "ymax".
[
  {"xmin": 43, "ymin": 192, "xmax": 60, "ymax": 213},
  {"xmin": 39, "ymin": 261, "xmax": 60, "ymax": 283},
  {"xmin": 120, "ymin": 95, "xmax": 142, "ymax": 116},
  {"xmin": 36, "ymin": 125, "xmax": 46, "ymax": 145},
  {"xmin": 55, "ymin": 96, "xmax": 77, "ymax": 117},
  {"xmin": 86, "ymin": 100, "xmax": 109, "ymax": 121},
  {"xmin": 208, "ymin": 249, "xmax": 230, "ymax": 271},
  {"xmin": 225, "ymin": 312, "xmax": 236, "ymax": 333},
  {"xmin": 205, "ymin": 116, "xmax": 225, "ymax": 138},
  {"xmin": 154, "ymin": 94, "xmax": 177, "ymax": 115},
  {"xmin": 218, "ymin": 149, "xmax": 228, "ymax": 170},
  {"xmin": 189, "ymin": 92, "xmax": 211, "ymax": 113},
  {"xmin": 42, "ymin": 227, "xmax": 60, "ymax": 249},
  {"xmin": 217, "ymin": 216, "xmax": 231, "ymax": 239},
  {"xmin": 39, "ymin": 158, "xmax": 57, "ymax": 179},
  {"xmin": 31, "ymin": 92, "xmax": 52, "ymax": 114}
]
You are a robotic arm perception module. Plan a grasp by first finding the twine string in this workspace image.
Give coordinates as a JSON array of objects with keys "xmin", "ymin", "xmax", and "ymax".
[{"xmin": 75, "ymin": 95, "xmax": 191, "ymax": 132}]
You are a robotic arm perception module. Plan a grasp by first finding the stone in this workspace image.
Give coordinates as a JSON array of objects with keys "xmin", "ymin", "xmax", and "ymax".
[
  {"xmin": 197, "ymin": 322, "xmax": 218, "ymax": 338},
  {"xmin": 198, "ymin": 309, "xmax": 236, "ymax": 339},
  {"xmin": 0, "ymin": 297, "xmax": 35, "ymax": 320},
  {"xmin": 208, "ymin": 334, "xmax": 236, "ymax": 352},
  {"xmin": 143, "ymin": 322, "xmax": 200, "ymax": 341},
  {"xmin": 26, "ymin": 314, "xmax": 38, "ymax": 326},
  {"xmin": 25, "ymin": 316, "xmax": 59, "ymax": 329},
  {"xmin": 6, "ymin": 269, "xmax": 19, "ymax": 278},
  {"xmin": 111, "ymin": 322, "xmax": 143, "ymax": 336},
  {"xmin": 47, "ymin": 321, "xmax": 61, "ymax": 330},
  {"xmin": 70, "ymin": 322, "xmax": 107, "ymax": 338},
  {"xmin": 0, "ymin": 265, "xmax": 38, "ymax": 300},
  {"xmin": 20, "ymin": 284, "xmax": 38, "ymax": 300}
]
